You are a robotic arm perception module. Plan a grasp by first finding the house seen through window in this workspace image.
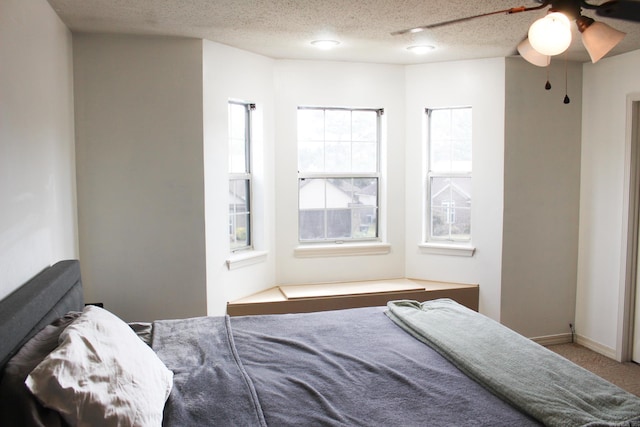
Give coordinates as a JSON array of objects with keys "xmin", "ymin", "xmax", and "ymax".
[
  {"xmin": 228, "ymin": 101, "xmax": 255, "ymax": 251},
  {"xmin": 426, "ymin": 107, "xmax": 472, "ymax": 242},
  {"xmin": 297, "ymin": 107, "xmax": 382, "ymax": 243}
]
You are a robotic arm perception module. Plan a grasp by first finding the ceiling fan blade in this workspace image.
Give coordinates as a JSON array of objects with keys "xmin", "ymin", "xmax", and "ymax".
[
  {"xmin": 391, "ymin": 10, "xmax": 516, "ymax": 35},
  {"xmin": 391, "ymin": 3, "xmax": 549, "ymax": 36},
  {"xmin": 595, "ymin": 0, "xmax": 640, "ymax": 22}
]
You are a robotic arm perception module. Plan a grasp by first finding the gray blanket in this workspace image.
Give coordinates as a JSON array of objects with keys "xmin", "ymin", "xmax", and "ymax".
[
  {"xmin": 153, "ymin": 306, "xmax": 540, "ymax": 426},
  {"xmin": 152, "ymin": 316, "xmax": 267, "ymax": 427},
  {"xmin": 386, "ymin": 299, "xmax": 640, "ymax": 427},
  {"xmin": 230, "ymin": 306, "xmax": 540, "ymax": 426}
]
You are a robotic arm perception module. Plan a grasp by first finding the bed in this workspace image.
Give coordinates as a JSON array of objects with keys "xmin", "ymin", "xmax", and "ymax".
[{"xmin": 1, "ymin": 260, "xmax": 639, "ymax": 427}]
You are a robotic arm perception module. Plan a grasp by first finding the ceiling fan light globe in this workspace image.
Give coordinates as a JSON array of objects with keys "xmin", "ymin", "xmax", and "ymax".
[
  {"xmin": 581, "ymin": 21, "xmax": 626, "ymax": 63},
  {"xmin": 528, "ymin": 12, "xmax": 572, "ymax": 56},
  {"xmin": 517, "ymin": 38, "xmax": 551, "ymax": 67}
]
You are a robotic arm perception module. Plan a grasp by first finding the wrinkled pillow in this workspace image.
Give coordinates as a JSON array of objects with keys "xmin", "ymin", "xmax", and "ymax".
[
  {"xmin": 26, "ymin": 305, "xmax": 173, "ymax": 427},
  {"xmin": 0, "ymin": 312, "xmax": 79, "ymax": 427}
]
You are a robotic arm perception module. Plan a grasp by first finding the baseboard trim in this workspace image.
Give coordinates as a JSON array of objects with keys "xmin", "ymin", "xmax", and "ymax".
[
  {"xmin": 575, "ymin": 334, "xmax": 617, "ymax": 360},
  {"xmin": 531, "ymin": 333, "xmax": 618, "ymax": 360},
  {"xmin": 531, "ymin": 333, "xmax": 572, "ymax": 346}
]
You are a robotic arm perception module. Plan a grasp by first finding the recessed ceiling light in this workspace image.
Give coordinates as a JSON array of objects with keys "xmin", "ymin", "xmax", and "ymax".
[
  {"xmin": 311, "ymin": 40, "xmax": 340, "ymax": 50},
  {"xmin": 407, "ymin": 45, "xmax": 436, "ymax": 54}
]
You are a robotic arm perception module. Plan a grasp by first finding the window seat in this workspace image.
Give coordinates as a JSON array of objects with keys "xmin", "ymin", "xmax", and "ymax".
[{"xmin": 226, "ymin": 278, "xmax": 478, "ymax": 316}]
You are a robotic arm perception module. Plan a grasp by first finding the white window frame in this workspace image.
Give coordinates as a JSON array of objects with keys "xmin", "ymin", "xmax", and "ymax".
[
  {"xmin": 422, "ymin": 107, "xmax": 474, "ymax": 256},
  {"xmin": 228, "ymin": 101, "xmax": 255, "ymax": 253},
  {"xmin": 297, "ymin": 106, "xmax": 383, "ymax": 244}
]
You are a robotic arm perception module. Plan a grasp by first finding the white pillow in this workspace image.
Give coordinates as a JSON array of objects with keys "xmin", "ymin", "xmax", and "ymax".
[{"xmin": 25, "ymin": 305, "xmax": 173, "ymax": 427}]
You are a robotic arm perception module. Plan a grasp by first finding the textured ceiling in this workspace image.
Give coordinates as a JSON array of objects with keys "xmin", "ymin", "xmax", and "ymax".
[{"xmin": 47, "ymin": 0, "xmax": 640, "ymax": 64}]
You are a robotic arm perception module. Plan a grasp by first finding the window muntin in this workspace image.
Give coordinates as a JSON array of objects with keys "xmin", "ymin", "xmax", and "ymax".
[
  {"xmin": 297, "ymin": 107, "xmax": 381, "ymax": 243},
  {"xmin": 426, "ymin": 107, "xmax": 472, "ymax": 242},
  {"xmin": 228, "ymin": 101, "xmax": 254, "ymax": 251}
]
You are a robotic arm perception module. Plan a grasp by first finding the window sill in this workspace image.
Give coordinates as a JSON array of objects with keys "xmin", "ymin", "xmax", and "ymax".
[
  {"xmin": 418, "ymin": 242, "xmax": 476, "ymax": 257},
  {"xmin": 294, "ymin": 242, "xmax": 391, "ymax": 258},
  {"xmin": 226, "ymin": 250, "xmax": 268, "ymax": 270}
]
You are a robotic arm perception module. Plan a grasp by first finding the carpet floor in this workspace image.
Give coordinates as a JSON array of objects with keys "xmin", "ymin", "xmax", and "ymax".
[{"xmin": 547, "ymin": 343, "xmax": 640, "ymax": 397}]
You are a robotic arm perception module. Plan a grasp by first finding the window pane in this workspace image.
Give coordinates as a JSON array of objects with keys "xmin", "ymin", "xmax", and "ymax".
[
  {"xmin": 325, "ymin": 141, "xmax": 351, "ymax": 172},
  {"xmin": 325, "ymin": 178, "xmax": 377, "ymax": 208},
  {"xmin": 431, "ymin": 206, "xmax": 449, "ymax": 238},
  {"xmin": 352, "ymin": 142, "xmax": 377, "ymax": 172},
  {"xmin": 229, "ymin": 103, "xmax": 247, "ymax": 174},
  {"xmin": 230, "ymin": 213, "xmax": 250, "ymax": 249},
  {"xmin": 299, "ymin": 210, "xmax": 325, "ymax": 240},
  {"xmin": 451, "ymin": 207, "xmax": 471, "ymax": 240},
  {"xmin": 352, "ymin": 111, "xmax": 377, "ymax": 142},
  {"xmin": 299, "ymin": 179, "xmax": 325, "ymax": 209},
  {"xmin": 352, "ymin": 177, "xmax": 377, "ymax": 206},
  {"xmin": 429, "ymin": 107, "xmax": 472, "ymax": 173},
  {"xmin": 298, "ymin": 140, "xmax": 324, "ymax": 172},
  {"xmin": 325, "ymin": 110, "xmax": 351, "ymax": 141},
  {"xmin": 451, "ymin": 108, "xmax": 472, "ymax": 172},
  {"xmin": 429, "ymin": 176, "xmax": 471, "ymax": 241},
  {"xmin": 450, "ymin": 176, "xmax": 472, "ymax": 200},
  {"xmin": 430, "ymin": 109, "xmax": 451, "ymax": 141},
  {"xmin": 452, "ymin": 108, "xmax": 472, "ymax": 140},
  {"xmin": 430, "ymin": 139, "xmax": 452, "ymax": 172},
  {"xmin": 326, "ymin": 178, "xmax": 351, "ymax": 209},
  {"xmin": 450, "ymin": 176, "xmax": 471, "ymax": 240},
  {"xmin": 229, "ymin": 179, "xmax": 250, "ymax": 249},
  {"xmin": 352, "ymin": 207, "xmax": 377, "ymax": 238},
  {"xmin": 452, "ymin": 138, "xmax": 472, "ymax": 172},
  {"xmin": 327, "ymin": 209, "xmax": 351, "ymax": 238},
  {"xmin": 230, "ymin": 179, "xmax": 248, "ymax": 207},
  {"xmin": 229, "ymin": 103, "xmax": 246, "ymax": 139}
]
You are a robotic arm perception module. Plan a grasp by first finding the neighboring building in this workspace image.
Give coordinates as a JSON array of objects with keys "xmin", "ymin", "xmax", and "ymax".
[
  {"xmin": 299, "ymin": 178, "xmax": 377, "ymax": 241},
  {"xmin": 430, "ymin": 178, "xmax": 471, "ymax": 239}
]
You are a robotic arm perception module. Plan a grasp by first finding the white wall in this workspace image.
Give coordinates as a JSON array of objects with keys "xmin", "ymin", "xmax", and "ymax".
[
  {"xmin": 73, "ymin": 34, "xmax": 207, "ymax": 322},
  {"xmin": 404, "ymin": 58, "xmax": 506, "ymax": 321},
  {"xmin": 502, "ymin": 57, "xmax": 582, "ymax": 338},
  {"xmin": 202, "ymin": 41, "xmax": 277, "ymax": 315},
  {"xmin": 0, "ymin": 0, "xmax": 77, "ymax": 300},
  {"xmin": 577, "ymin": 49, "xmax": 640, "ymax": 356},
  {"xmin": 273, "ymin": 61, "xmax": 406, "ymax": 285}
]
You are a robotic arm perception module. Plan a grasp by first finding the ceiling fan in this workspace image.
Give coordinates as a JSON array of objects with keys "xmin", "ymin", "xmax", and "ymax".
[{"xmin": 392, "ymin": 0, "xmax": 640, "ymax": 64}]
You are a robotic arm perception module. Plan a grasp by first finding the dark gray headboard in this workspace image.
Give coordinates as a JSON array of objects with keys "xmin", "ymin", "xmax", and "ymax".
[{"xmin": 0, "ymin": 260, "xmax": 84, "ymax": 371}]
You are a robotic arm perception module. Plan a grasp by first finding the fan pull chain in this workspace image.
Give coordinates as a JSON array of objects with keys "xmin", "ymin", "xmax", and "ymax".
[
  {"xmin": 545, "ymin": 64, "xmax": 551, "ymax": 90},
  {"xmin": 563, "ymin": 53, "xmax": 570, "ymax": 104}
]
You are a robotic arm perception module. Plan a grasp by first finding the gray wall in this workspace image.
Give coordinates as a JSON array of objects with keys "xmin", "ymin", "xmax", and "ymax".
[
  {"xmin": 73, "ymin": 34, "xmax": 207, "ymax": 322},
  {"xmin": 501, "ymin": 57, "xmax": 582, "ymax": 339}
]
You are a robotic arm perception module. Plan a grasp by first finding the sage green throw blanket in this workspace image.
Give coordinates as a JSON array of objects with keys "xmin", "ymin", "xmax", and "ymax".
[{"xmin": 386, "ymin": 299, "xmax": 640, "ymax": 427}]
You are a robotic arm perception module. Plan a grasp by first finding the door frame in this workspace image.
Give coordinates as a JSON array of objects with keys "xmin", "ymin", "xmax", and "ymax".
[{"xmin": 618, "ymin": 94, "xmax": 640, "ymax": 362}]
